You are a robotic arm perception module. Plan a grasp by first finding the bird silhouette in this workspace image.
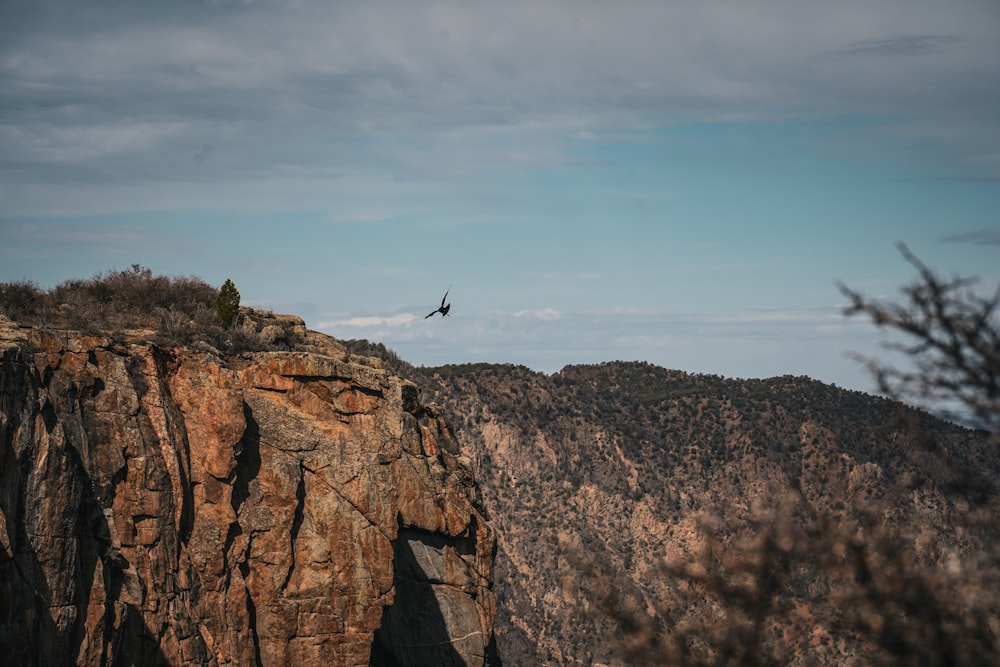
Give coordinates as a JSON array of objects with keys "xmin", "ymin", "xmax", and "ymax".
[{"xmin": 425, "ymin": 285, "xmax": 452, "ymax": 318}]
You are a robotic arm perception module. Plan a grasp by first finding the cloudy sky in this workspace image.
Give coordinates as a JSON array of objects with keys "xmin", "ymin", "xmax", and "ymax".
[{"xmin": 2, "ymin": 0, "xmax": 998, "ymax": 392}]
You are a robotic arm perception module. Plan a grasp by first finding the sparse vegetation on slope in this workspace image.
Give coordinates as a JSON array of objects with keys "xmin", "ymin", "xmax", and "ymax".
[{"xmin": 376, "ymin": 359, "xmax": 1000, "ymax": 666}]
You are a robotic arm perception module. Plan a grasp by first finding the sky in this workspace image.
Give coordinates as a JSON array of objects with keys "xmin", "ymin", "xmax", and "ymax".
[{"xmin": 2, "ymin": 0, "xmax": 999, "ymax": 395}]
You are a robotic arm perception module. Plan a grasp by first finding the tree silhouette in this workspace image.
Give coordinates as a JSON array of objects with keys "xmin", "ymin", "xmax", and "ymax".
[{"xmin": 839, "ymin": 243, "xmax": 1000, "ymax": 432}]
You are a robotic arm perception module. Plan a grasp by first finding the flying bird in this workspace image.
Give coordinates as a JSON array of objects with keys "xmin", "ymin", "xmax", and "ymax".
[{"xmin": 425, "ymin": 285, "xmax": 452, "ymax": 319}]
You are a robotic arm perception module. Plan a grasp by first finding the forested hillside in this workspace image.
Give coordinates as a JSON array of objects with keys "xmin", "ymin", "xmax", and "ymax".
[{"xmin": 345, "ymin": 343, "xmax": 1000, "ymax": 666}]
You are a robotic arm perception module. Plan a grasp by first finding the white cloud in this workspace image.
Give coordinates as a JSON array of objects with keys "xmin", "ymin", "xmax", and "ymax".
[
  {"xmin": 4, "ymin": 0, "xmax": 998, "ymax": 191},
  {"xmin": 512, "ymin": 308, "xmax": 561, "ymax": 320},
  {"xmin": 318, "ymin": 313, "xmax": 416, "ymax": 328},
  {"xmin": 1, "ymin": 121, "xmax": 193, "ymax": 162},
  {"xmin": 0, "ymin": 0, "xmax": 994, "ymax": 230}
]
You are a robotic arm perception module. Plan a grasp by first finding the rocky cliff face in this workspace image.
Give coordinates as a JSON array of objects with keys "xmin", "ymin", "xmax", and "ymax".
[{"xmin": 0, "ymin": 317, "xmax": 497, "ymax": 666}]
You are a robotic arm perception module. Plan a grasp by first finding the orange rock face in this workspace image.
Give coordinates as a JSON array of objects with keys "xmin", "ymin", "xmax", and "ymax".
[{"xmin": 0, "ymin": 320, "xmax": 497, "ymax": 666}]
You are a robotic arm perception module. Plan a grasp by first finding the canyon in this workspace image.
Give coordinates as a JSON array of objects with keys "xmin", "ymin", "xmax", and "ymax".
[
  {"xmin": 2, "ymin": 289, "xmax": 998, "ymax": 666},
  {"xmin": 350, "ymin": 348, "xmax": 1000, "ymax": 666}
]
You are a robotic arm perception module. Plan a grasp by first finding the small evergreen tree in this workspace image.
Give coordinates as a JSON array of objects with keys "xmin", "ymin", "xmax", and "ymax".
[{"xmin": 215, "ymin": 278, "xmax": 242, "ymax": 328}]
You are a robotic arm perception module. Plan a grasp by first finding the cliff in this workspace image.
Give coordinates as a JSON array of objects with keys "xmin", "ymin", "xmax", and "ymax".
[{"xmin": 0, "ymin": 316, "xmax": 497, "ymax": 666}]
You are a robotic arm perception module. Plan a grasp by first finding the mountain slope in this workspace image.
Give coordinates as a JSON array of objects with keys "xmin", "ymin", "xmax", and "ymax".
[{"xmin": 343, "ymin": 344, "xmax": 1000, "ymax": 666}]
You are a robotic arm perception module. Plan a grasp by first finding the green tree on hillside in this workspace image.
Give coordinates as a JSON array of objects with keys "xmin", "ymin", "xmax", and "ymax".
[{"xmin": 215, "ymin": 278, "xmax": 242, "ymax": 328}]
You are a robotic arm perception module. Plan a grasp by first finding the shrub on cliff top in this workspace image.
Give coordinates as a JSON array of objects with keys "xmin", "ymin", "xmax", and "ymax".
[
  {"xmin": 0, "ymin": 266, "xmax": 302, "ymax": 354},
  {"xmin": 0, "ymin": 280, "xmax": 44, "ymax": 323}
]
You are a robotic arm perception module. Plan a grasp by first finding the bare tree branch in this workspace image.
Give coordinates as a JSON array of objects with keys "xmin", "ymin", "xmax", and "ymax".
[{"xmin": 838, "ymin": 243, "xmax": 1000, "ymax": 432}]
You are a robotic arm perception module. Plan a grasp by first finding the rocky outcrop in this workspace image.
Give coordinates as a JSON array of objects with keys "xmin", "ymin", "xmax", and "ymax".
[{"xmin": 0, "ymin": 317, "xmax": 497, "ymax": 666}]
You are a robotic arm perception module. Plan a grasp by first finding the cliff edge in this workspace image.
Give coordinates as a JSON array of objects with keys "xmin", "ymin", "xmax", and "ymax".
[{"xmin": 0, "ymin": 315, "xmax": 497, "ymax": 666}]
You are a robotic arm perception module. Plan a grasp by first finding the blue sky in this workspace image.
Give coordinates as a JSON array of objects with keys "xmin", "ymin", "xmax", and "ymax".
[{"xmin": 2, "ymin": 0, "xmax": 998, "ymax": 394}]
